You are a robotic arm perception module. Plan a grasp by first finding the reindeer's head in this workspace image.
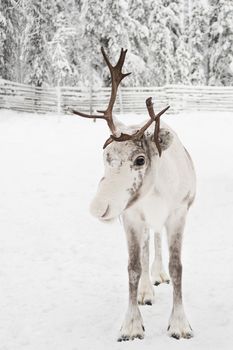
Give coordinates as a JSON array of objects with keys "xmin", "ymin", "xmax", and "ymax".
[{"xmin": 72, "ymin": 48, "xmax": 172, "ymax": 221}]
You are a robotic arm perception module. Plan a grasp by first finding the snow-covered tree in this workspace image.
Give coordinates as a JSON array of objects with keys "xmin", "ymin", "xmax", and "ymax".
[
  {"xmin": 208, "ymin": 0, "xmax": 233, "ymax": 85},
  {"xmin": 98, "ymin": 0, "xmax": 134, "ymax": 86},
  {"xmin": 183, "ymin": 0, "xmax": 190, "ymax": 44},
  {"xmin": 0, "ymin": 1, "xmax": 18, "ymax": 80},
  {"xmin": 148, "ymin": 0, "xmax": 175, "ymax": 86},
  {"xmin": 77, "ymin": 0, "xmax": 105, "ymax": 88},
  {"xmin": 175, "ymin": 37, "xmax": 190, "ymax": 84},
  {"xmin": 80, "ymin": 0, "xmax": 135, "ymax": 88},
  {"xmin": 50, "ymin": 0, "xmax": 83, "ymax": 87},
  {"xmin": 190, "ymin": 0, "xmax": 208, "ymax": 85},
  {"xmin": 21, "ymin": 0, "xmax": 57, "ymax": 86},
  {"xmin": 49, "ymin": 12, "xmax": 73, "ymax": 86},
  {"xmin": 0, "ymin": 10, "xmax": 6, "ymax": 78},
  {"xmin": 128, "ymin": 0, "xmax": 150, "ymax": 86},
  {"xmin": 163, "ymin": 0, "xmax": 190, "ymax": 84},
  {"xmin": 163, "ymin": 0, "xmax": 182, "ymax": 49},
  {"xmin": 4, "ymin": 0, "xmax": 233, "ymax": 88}
]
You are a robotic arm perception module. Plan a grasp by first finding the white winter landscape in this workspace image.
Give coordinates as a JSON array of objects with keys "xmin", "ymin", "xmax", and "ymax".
[{"xmin": 0, "ymin": 108, "xmax": 233, "ymax": 350}]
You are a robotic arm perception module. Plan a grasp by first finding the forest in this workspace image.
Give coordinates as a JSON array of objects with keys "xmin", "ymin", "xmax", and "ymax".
[{"xmin": 0, "ymin": 0, "xmax": 233, "ymax": 88}]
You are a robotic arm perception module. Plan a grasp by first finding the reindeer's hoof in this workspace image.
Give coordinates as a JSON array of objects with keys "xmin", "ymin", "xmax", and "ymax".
[
  {"xmin": 118, "ymin": 307, "xmax": 145, "ymax": 342},
  {"xmin": 117, "ymin": 333, "xmax": 144, "ymax": 342},
  {"xmin": 154, "ymin": 281, "xmax": 161, "ymax": 286},
  {"xmin": 167, "ymin": 310, "xmax": 193, "ymax": 340},
  {"xmin": 170, "ymin": 331, "xmax": 193, "ymax": 340},
  {"xmin": 154, "ymin": 279, "xmax": 170, "ymax": 286},
  {"xmin": 138, "ymin": 280, "xmax": 154, "ymax": 305},
  {"xmin": 171, "ymin": 333, "xmax": 180, "ymax": 340},
  {"xmin": 151, "ymin": 270, "xmax": 170, "ymax": 286},
  {"xmin": 117, "ymin": 335, "xmax": 129, "ymax": 342},
  {"xmin": 183, "ymin": 332, "xmax": 193, "ymax": 339},
  {"xmin": 138, "ymin": 298, "xmax": 153, "ymax": 306}
]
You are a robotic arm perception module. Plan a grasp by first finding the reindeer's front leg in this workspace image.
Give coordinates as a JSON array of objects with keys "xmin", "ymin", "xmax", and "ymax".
[
  {"xmin": 166, "ymin": 209, "xmax": 193, "ymax": 340},
  {"xmin": 118, "ymin": 215, "xmax": 145, "ymax": 341}
]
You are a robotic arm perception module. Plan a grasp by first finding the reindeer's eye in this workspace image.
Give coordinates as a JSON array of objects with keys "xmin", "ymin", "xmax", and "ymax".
[{"xmin": 134, "ymin": 156, "xmax": 145, "ymax": 166}]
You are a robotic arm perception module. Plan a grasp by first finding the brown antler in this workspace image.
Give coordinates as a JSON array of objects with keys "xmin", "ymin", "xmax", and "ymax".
[
  {"xmin": 146, "ymin": 97, "xmax": 170, "ymax": 157},
  {"xmin": 72, "ymin": 47, "xmax": 131, "ymax": 136},
  {"xmin": 72, "ymin": 47, "xmax": 170, "ymax": 152}
]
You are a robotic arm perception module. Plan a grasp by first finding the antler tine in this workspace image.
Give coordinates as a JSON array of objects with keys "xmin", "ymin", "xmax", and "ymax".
[
  {"xmin": 101, "ymin": 47, "xmax": 131, "ymax": 80},
  {"xmin": 115, "ymin": 49, "xmax": 131, "ymax": 79},
  {"xmin": 146, "ymin": 97, "xmax": 156, "ymax": 120},
  {"xmin": 101, "ymin": 47, "xmax": 131, "ymax": 134},
  {"xmin": 146, "ymin": 97, "xmax": 170, "ymax": 157},
  {"xmin": 146, "ymin": 97, "xmax": 170, "ymax": 120},
  {"xmin": 116, "ymin": 48, "xmax": 127, "ymax": 70},
  {"xmin": 72, "ymin": 109, "xmax": 105, "ymax": 119},
  {"xmin": 146, "ymin": 97, "xmax": 170, "ymax": 121}
]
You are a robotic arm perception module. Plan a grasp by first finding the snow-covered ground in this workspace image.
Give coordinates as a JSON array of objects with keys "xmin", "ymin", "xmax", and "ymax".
[{"xmin": 0, "ymin": 109, "xmax": 233, "ymax": 350}]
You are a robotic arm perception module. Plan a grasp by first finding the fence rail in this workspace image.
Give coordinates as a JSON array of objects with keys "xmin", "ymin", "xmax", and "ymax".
[{"xmin": 1, "ymin": 79, "xmax": 233, "ymax": 115}]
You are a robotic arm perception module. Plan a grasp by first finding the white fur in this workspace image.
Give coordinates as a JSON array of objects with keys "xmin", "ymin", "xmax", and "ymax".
[{"xmin": 151, "ymin": 232, "xmax": 170, "ymax": 285}]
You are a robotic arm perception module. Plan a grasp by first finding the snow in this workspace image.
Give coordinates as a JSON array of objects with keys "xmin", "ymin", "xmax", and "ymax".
[{"xmin": 0, "ymin": 109, "xmax": 233, "ymax": 350}]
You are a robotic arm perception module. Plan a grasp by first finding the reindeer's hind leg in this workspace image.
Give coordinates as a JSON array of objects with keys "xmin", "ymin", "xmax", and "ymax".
[
  {"xmin": 166, "ymin": 208, "xmax": 193, "ymax": 339},
  {"xmin": 138, "ymin": 229, "xmax": 154, "ymax": 305},
  {"xmin": 151, "ymin": 231, "xmax": 170, "ymax": 286}
]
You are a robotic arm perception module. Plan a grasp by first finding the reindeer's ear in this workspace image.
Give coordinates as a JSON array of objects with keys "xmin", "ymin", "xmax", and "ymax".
[{"xmin": 157, "ymin": 128, "xmax": 173, "ymax": 151}]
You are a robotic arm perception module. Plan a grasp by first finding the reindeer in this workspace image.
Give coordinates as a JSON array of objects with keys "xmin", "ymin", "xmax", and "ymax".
[{"xmin": 72, "ymin": 48, "xmax": 196, "ymax": 341}]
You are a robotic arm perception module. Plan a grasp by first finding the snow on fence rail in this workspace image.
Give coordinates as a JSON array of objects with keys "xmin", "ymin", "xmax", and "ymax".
[{"xmin": 1, "ymin": 79, "xmax": 233, "ymax": 115}]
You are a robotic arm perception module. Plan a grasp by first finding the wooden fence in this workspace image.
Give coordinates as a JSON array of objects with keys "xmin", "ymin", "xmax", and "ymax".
[{"xmin": 1, "ymin": 78, "xmax": 233, "ymax": 115}]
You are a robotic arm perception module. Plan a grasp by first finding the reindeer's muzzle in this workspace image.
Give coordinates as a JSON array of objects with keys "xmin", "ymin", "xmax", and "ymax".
[{"xmin": 89, "ymin": 174, "xmax": 130, "ymax": 221}]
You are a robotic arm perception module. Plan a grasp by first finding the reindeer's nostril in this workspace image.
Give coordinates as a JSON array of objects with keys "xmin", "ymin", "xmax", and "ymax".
[
  {"xmin": 101, "ymin": 205, "xmax": 110, "ymax": 218},
  {"xmin": 90, "ymin": 199, "xmax": 110, "ymax": 219}
]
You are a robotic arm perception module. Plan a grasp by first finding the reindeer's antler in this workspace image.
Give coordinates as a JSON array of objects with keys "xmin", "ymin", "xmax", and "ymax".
[
  {"xmin": 72, "ymin": 47, "xmax": 170, "ymax": 152},
  {"xmin": 72, "ymin": 47, "xmax": 131, "ymax": 137}
]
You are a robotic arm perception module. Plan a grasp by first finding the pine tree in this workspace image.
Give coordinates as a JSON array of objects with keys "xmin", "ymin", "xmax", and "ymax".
[
  {"xmin": 175, "ymin": 37, "xmax": 190, "ymax": 84},
  {"xmin": 21, "ymin": 0, "xmax": 57, "ymax": 86},
  {"xmin": 183, "ymin": 0, "xmax": 190, "ymax": 44},
  {"xmin": 190, "ymin": 0, "xmax": 208, "ymax": 85},
  {"xmin": 77, "ymin": 0, "xmax": 105, "ymax": 88},
  {"xmin": 128, "ymin": 0, "xmax": 150, "ymax": 86},
  {"xmin": 0, "ymin": 10, "xmax": 6, "ymax": 78},
  {"xmin": 49, "ymin": 11, "xmax": 73, "ymax": 86},
  {"xmin": 99, "ymin": 0, "xmax": 133, "ymax": 86},
  {"xmin": 163, "ymin": 0, "xmax": 190, "ymax": 84},
  {"xmin": 208, "ymin": 0, "xmax": 233, "ymax": 85},
  {"xmin": 148, "ymin": 0, "xmax": 175, "ymax": 86},
  {"xmin": 0, "ymin": 1, "xmax": 19, "ymax": 80}
]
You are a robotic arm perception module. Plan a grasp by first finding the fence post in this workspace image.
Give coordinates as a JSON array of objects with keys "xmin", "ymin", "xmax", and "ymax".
[
  {"xmin": 57, "ymin": 83, "xmax": 61, "ymax": 114},
  {"xmin": 89, "ymin": 63, "xmax": 94, "ymax": 118},
  {"xmin": 119, "ymin": 86, "xmax": 123, "ymax": 114},
  {"xmin": 89, "ymin": 85, "xmax": 93, "ymax": 115}
]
